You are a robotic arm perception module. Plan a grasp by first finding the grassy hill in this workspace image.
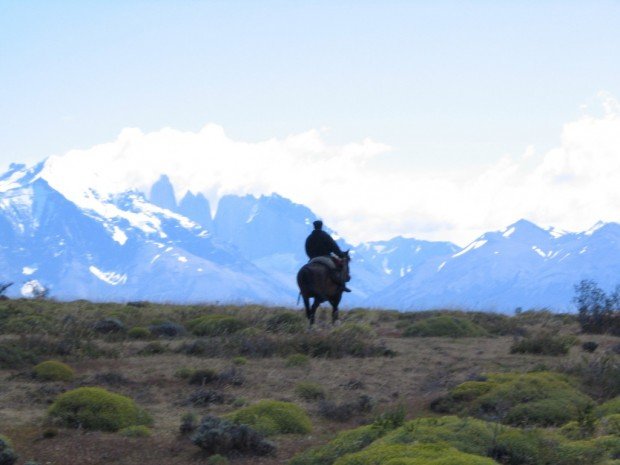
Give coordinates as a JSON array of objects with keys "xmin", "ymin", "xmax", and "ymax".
[{"xmin": 0, "ymin": 299, "xmax": 619, "ymax": 464}]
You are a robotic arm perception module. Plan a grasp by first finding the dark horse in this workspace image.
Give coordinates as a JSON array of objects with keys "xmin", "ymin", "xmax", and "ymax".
[{"xmin": 296, "ymin": 251, "xmax": 351, "ymax": 326}]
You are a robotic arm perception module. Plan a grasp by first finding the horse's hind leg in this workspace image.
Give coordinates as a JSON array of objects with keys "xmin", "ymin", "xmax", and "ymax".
[
  {"xmin": 302, "ymin": 295, "xmax": 312, "ymax": 322},
  {"xmin": 309, "ymin": 298, "xmax": 321, "ymax": 326}
]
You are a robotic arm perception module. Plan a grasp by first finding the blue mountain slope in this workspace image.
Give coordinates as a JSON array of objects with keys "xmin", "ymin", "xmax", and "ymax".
[
  {"xmin": 0, "ymin": 168, "xmax": 290, "ymax": 303},
  {"xmin": 366, "ymin": 219, "xmax": 620, "ymax": 312},
  {"xmin": 3, "ymin": 160, "xmax": 620, "ymax": 311}
]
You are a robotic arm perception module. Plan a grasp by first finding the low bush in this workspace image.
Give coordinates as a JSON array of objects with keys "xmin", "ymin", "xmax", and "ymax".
[
  {"xmin": 217, "ymin": 366, "xmax": 245, "ymax": 386},
  {"xmin": 564, "ymin": 354, "xmax": 620, "ymax": 400},
  {"xmin": 295, "ymin": 382, "xmax": 326, "ymax": 401},
  {"xmin": 48, "ymin": 387, "xmax": 152, "ymax": 432},
  {"xmin": 346, "ymin": 415, "xmax": 609, "ymax": 465},
  {"xmin": 318, "ymin": 395, "xmax": 374, "ymax": 422},
  {"xmin": 403, "ymin": 316, "xmax": 488, "ymax": 338},
  {"xmin": 32, "ymin": 360, "xmax": 75, "ymax": 382},
  {"xmin": 174, "ymin": 367, "xmax": 194, "ymax": 379},
  {"xmin": 599, "ymin": 414, "xmax": 620, "ymax": 436},
  {"xmin": 582, "ymin": 341, "xmax": 599, "ymax": 353},
  {"xmin": 148, "ymin": 321, "xmax": 186, "ymax": 338},
  {"xmin": 430, "ymin": 371, "xmax": 593, "ymax": 427},
  {"xmin": 188, "ymin": 315, "xmax": 246, "ymax": 336},
  {"xmin": 118, "ymin": 425, "xmax": 152, "ymax": 437},
  {"xmin": 180, "ymin": 412, "xmax": 199, "ymax": 434},
  {"xmin": 595, "ymin": 397, "xmax": 620, "ymax": 417},
  {"xmin": 226, "ymin": 400, "xmax": 312, "ymax": 435},
  {"xmin": 207, "ymin": 455, "xmax": 229, "ymax": 465},
  {"xmin": 92, "ymin": 371, "xmax": 131, "ymax": 386},
  {"xmin": 232, "ymin": 356, "xmax": 247, "ymax": 365},
  {"xmin": 0, "ymin": 435, "xmax": 17, "ymax": 465},
  {"xmin": 333, "ymin": 442, "xmax": 497, "ymax": 465},
  {"xmin": 93, "ymin": 318, "xmax": 125, "ymax": 334},
  {"xmin": 286, "ymin": 353, "xmax": 310, "ymax": 367},
  {"xmin": 185, "ymin": 389, "xmax": 225, "ymax": 406},
  {"xmin": 0, "ymin": 341, "xmax": 39, "ymax": 368},
  {"xmin": 510, "ymin": 332, "xmax": 575, "ymax": 356},
  {"xmin": 188, "ymin": 368, "xmax": 218, "ymax": 385},
  {"xmin": 289, "ymin": 422, "xmax": 397, "ymax": 465},
  {"xmin": 128, "ymin": 327, "xmax": 151, "ymax": 339},
  {"xmin": 191, "ymin": 415, "xmax": 275, "ymax": 456},
  {"xmin": 265, "ymin": 312, "xmax": 305, "ymax": 334},
  {"xmin": 137, "ymin": 342, "xmax": 167, "ymax": 355}
]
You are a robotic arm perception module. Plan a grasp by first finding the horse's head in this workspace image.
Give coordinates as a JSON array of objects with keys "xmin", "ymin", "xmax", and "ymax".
[{"xmin": 341, "ymin": 250, "xmax": 351, "ymax": 283}]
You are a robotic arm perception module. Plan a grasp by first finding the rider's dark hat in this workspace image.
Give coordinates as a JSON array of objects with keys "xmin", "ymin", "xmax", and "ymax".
[{"xmin": 313, "ymin": 220, "xmax": 323, "ymax": 230}]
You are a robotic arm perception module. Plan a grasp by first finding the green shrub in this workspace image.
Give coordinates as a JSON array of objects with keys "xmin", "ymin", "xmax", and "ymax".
[
  {"xmin": 226, "ymin": 400, "xmax": 311, "ymax": 435},
  {"xmin": 180, "ymin": 412, "xmax": 199, "ymax": 434},
  {"xmin": 0, "ymin": 434, "xmax": 17, "ymax": 465},
  {"xmin": 599, "ymin": 414, "xmax": 620, "ymax": 436},
  {"xmin": 232, "ymin": 356, "xmax": 248, "ymax": 365},
  {"xmin": 378, "ymin": 416, "xmax": 498, "ymax": 457},
  {"xmin": 128, "ymin": 326, "xmax": 151, "ymax": 339},
  {"xmin": 295, "ymin": 382, "xmax": 325, "ymax": 401},
  {"xmin": 595, "ymin": 397, "xmax": 620, "ymax": 417},
  {"xmin": 265, "ymin": 312, "xmax": 305, "ymax": 333},
  {"xmin": 48, "ymin": 387, "xmax": 152, "ymax": 432},
  {"xmin": 188, "ymin": 315, "xmax": 246, "ymax": 336},
  {"xmin": 0, "ymin": 341, "xmax": 39, "ymax": 368},
  {"xmin": 33, "ymin": 360, "xmax": 75, "ymax": 381},
  {"xmin": 207, "ymin": 455, "xmax": 229, "ymax": 465},
  {"xmin": 565, "ymin": 354, "xmax": 620, "ymax": 399},
  {"xmin": 286, "ymin": 353, "xmax": 310, "ymax": 367},
  {"xmin": 431, "ymin": 372, "xmax": 593, "ymax": 427},
  {"xmin": 403, "ymin": 316, "xmax": 488, "ymax": 338},
  {"xmin": 3, "ymin": 314, "xmax": 54, "ymax": 334},
  {"xmin": 316, "ymin": 415, "xmax": 614, "ymax": 465},
  {"xmin": 510, "ymin": 333, "xmax": 575, "ymax": 356},
  {"xmin": 189, "ymin": 368, "xmax": 218, "ymax": 385},
  {"xmin": 333, "ymin": 442, "xmax": 497, "ymax": 465},
  {"xmin": 137, "ymin": 341, "xmax": 166, "ymax": 355},
  {"xmin": 118, "ymin": 425, "xmax": 152, "ymax": 437},
  {"xmin": 289, "ymin": 423, "xmax": 400, "ymax": 465},
  {"xmin": 174, "ymin": 367, "xmax": 195, "ymax": 379}
]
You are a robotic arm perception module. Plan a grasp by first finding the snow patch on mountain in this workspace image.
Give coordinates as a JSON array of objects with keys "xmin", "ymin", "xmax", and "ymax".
[
  {"xmin": 453, "ymin": 239, "xmax": 487, "ymax": 258},
  {"xmin": 89, "ymin": 266, "xmax": 128, "ymax": 285}
]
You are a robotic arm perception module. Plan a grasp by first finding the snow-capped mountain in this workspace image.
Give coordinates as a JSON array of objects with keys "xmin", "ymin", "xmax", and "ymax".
[
  {"xmin": 2, "ymin": 157, "xmax": 620, "ymax": 312},
  {"xmin": 353, "ymin": 237, "xmax": 459, "ymax": 280},
  {"xmin": 366, "ymin": 219, "xmax": 620, "ymax": 311},
  {"xmin": 0, "ymin": 163, "xmax": 291, "ymax": 303},
  {"xmin": 0, "ymin": 160, "xmax": 441, "ymax": 305}
]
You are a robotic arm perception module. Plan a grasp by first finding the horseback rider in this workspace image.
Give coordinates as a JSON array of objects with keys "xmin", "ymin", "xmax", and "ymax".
[{"xmin": 305, "ymin": 220, "xmax": 351, "ymax": 292}]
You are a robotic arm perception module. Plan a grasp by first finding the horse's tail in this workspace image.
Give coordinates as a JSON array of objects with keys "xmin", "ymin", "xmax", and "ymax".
[{"xmin": 296, "ymin": 292, "xmax": 301, "ymax": 306}]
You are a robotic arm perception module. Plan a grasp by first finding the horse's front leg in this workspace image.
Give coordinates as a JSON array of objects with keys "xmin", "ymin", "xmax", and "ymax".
[{"xmin": 329, "ymin": 294, "xmax": 342, "ymax": 324}]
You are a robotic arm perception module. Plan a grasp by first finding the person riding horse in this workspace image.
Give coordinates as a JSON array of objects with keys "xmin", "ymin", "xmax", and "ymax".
[{"xmin": 304, "ymin": 220, "xmax": 351, "ymax": 293}]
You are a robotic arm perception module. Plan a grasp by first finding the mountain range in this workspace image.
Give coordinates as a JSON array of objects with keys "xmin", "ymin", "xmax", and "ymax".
[{"xmin": 1, "ymin": 160, "xmax": 618, "ymax": 312}]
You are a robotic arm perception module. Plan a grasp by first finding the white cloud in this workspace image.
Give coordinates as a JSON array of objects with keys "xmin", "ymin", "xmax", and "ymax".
[{"xmin": 39, "ymin": 94, "xmax": 620, "ymax": 246}]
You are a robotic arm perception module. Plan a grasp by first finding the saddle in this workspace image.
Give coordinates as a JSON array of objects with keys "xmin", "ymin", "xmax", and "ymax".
[{"xmin": 309, "ymin": 256, "xmax": 338, "ymax": 270}]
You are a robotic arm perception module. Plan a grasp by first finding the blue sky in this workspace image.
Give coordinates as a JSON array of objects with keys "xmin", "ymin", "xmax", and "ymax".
[
  {"xmin": 2, "ymin": 1, "xmax": 618, "ymax": 168},
  {"xmin": 1, "ymin": 1, "xmax": 620, "ymax": 244}
]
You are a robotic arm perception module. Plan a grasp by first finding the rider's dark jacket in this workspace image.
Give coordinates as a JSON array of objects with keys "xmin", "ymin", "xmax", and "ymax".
[{"xmin": 305, "ymin": 230, "xmax": 344, "ymax": 259}]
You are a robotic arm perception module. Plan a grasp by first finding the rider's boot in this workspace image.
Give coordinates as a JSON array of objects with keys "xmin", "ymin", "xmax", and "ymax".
[{"xmin": 331, "ymin": 270, "xmax": 351, "ymax": 292}]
